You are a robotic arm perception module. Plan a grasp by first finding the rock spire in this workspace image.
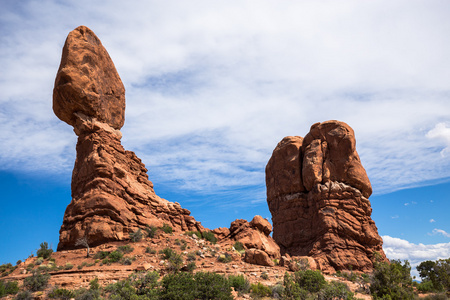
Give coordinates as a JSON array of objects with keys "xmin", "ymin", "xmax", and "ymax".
[
  {"xmin": 54, "ymin": 26, "xmax": 203, "ymax": 250},
  {"xmin": 266, "ymin": 120, "xmax": 387, "ymax": 273}
]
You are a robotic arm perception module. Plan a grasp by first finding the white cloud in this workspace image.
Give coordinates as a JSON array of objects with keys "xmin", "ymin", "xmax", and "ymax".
[
  {"xmin": 427, "ymin": 123, "xmax": 450, "ymax": 157},
  {"xmin": 431, "ymin": 228, "xmax": 450, "ymax": 238},
  {"xmin": 430, "ymin": 219, "xmax": 436, "ymax": 223},
  {"xmin": 383, "ymin": 235, "xmax": 450, "ymax": 279},
  {"xmin": 1, "ymin": 0, "xmax": 450, "ymax": 198}
]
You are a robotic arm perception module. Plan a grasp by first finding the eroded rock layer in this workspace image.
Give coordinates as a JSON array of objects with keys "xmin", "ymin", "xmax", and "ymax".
[
  {"xmin": 55, "ymin": 26, "xmax": 203, "ymax": 250},
  {"xmin": 266, "ymin": 121, "xmax": 386, "ymax": 273}
]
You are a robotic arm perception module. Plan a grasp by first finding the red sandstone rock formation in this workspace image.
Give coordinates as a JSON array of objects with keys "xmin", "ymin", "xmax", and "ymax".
[
  {"xmin": 213, "ymin": 216, "xmax": 280, "ymax": 267},
  {"xmin": 54, "ymin": 26, "xmax": 203, "ymax": 251},
  {"xmin": 266, "ymin": 120, "xmax": 387, "ymax": 273}
]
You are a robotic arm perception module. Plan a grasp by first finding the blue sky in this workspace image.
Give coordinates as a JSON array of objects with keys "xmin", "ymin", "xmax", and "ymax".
[{"xmin": 1, "ymin": 0, "xmax": 450, "ymax": 278}]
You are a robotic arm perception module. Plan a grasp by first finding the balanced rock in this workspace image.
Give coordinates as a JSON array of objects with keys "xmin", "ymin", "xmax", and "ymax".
[
  {"xmin": 54, "ymin": 26, "xmax": 203, "ymax": 250},
  {"xmin": 266, "ymin": 120, "xmax": 387, "ymax": 273}
]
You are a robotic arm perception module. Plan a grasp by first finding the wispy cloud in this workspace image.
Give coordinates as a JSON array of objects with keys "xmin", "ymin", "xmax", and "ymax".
[
  {"xmin": 431, "ymin": 229, "xmax": 450, "ymax": 238},
  {"xmin": 383, "ymin": 235, "xmax": 450, "ymax": 279},
  {"xmin": 427, "ymin": 123, "xmax": 450, "ymax": 157},
  {"xmin": 430, "ymin": 219, "xmax": 436, "ymax": 223},
  {"xmin": 1, "ymin": 0, "xmax": 450, "ymax": 200}
]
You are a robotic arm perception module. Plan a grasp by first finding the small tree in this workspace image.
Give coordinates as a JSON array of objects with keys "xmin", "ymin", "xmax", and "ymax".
[
  {"xmin": 370, "ymin": 259, "xmax": 415, "ymax": 299},
  {"xmin": 36, "ymin": 242, "xmax": 53, "ymax": 259},
  {"xmin": 75, "ymin": 236, "xmax": 90, "ymax": 258}
]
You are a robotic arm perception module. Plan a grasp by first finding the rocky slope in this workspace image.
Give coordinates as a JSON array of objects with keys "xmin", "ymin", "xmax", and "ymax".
[
  {"xmin": 53, "ymin": 26, "xmax": 203, "ymax": 251},
  {"xmin": 266, "ymin": 121, "xmax": 387, "ymax": 273}
]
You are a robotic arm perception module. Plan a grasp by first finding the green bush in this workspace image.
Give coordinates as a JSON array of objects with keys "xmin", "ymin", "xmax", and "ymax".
[
  {"xmin": 107, "ymin": 251, "xmax": 124, "ymax": 263},
  {"xmin": 145, "ymin": 225, "xmax": 158, "ymax": 238},
  {"xmin": 233, "ymin": 241, "xmax": 244, "ymax": 251},
  {"xmin": 94, "ymin": 251, "xmax": 110, "ymax": 259},
  {"xmin": 283, "ymin": 272, "xmax": 310, "ymax": 300},
  {"xmin": 160, "ymin": 272, "xmax": 233, "ymax": 300},
  {"xmin": 201, "ymin": 231, "xmax": 217, "ymax": 244},
  {"xmin": 251, "ymin": 282, "xmax": 271, "ymax": 298},
  {"xmin": 187, "ymin": 252, "xmax": 196, "ymax": 261},
  {"xmin": 23, "ymin": 270, "xmax": 50, "ymax": 291},
  {"xmin": 293, "ymin": 270, "xmax": 326, "ymax": 293},
  {"xmin": 129, "ymin": 228, "xmax": 143, "ymax": 242},
  {"xmin": 74, "ymin": 278, "xmax": 101, "ymax": 300},
  {"xmin": 48, "ymin": 287, "xmax": 75, "ymax": 299},
  {"xmin": 35, "ymin": 257, "xmax": 44, "ymax": 265},
  {"xmin": 0, "ymin": 280, "xmax": 19, "ymax": 297},
  {"xmin": 15, "ymin": 290, "xmax": 32, "ymax": 300},
  {"xmin": 117, "ymin": 245, "xmax": 134, "ymax": 254},
  {"xmin": 370, "ymin": 259, "xmax": 415, "ymax": 299},
  {"xmin": 36, "ymin": 242, "xmax": 53, "ymax": 259},
  {"xmin": 161, "ymin": 224, "xmax": 173, "ymax": 234},
  {"xmin": 121, "ymin": 257, "xmax": 133, "ymax": 265},
  {"xmin": 185, "ymin": 231, "xmax": 202, "ymax": 239},
  {"xmin": 417, "ymin": 280, "xmax": 435, "ymax": 293},
  {"xmin": 167, "ymin": 253, "xmax": 183, "ymax": 272},
  {"xmin": 186, "ymin": 262, "xmax": 196, "ymax": 272},
  {"xmin": 228, "ymin": 274, "xmax": 250, "ymax": 293},
  {"xmin": 318, "ymin": 281, "xmax": 354, "ymax": 300},
  {"xmin": 160, "ymin": 248, "xmax": 176, "ymax": 260}
]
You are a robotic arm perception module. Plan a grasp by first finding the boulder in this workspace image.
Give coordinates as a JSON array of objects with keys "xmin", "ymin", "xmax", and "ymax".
[
  {"xmin": 244, "ymin": 249, "xmax": 274, "ymax": 267},
  {"xmin": 266, "ymin": 120, "xmax": 387, "ymax": 273}
]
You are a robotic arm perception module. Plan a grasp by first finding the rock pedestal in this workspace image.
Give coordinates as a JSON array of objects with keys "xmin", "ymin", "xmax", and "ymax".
[
  {"xmin": 266, "ymin": 121, "xmax": 387, "ymax": 273},
  {"xmin": 54, "ymin": 26, "xmax": 203, "ymax": 250}
]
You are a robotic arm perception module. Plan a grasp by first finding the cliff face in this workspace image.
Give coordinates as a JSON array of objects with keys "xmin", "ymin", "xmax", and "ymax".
[
  {"xmin": 54, "ymin": 26, "xmax": 203, "ymax": 251},
  {"xmin": 266, "ymin": 120, "xmax": 387, "ymax": 273}
]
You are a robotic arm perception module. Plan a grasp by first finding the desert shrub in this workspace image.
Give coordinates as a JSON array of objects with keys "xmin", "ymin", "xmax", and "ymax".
[
  {"xmin": 187, "ymin": 252, "xmax": 196, "ymax": 261},
  {"xmin": 233, "ymin": 241, "xmax": 244, "ymax": 251},
  {"xmin": 15, "ymin": 290, "xmax": 32, "ymax": 300},
  {"xmin": 160, "ymin": 248, "xmax": 175, "ymax": 260},
  {"xmin": 121, "ymin": 257, "xmax": 133, "ymax": 266},
  {"xmin": 129, "ymin": 228, "xmax": 143, "ymax": 242},
  {"xmin": 202, "ymin": 231, "xmax": 217, "ymax": 244},
  {"xmin": 283, "ymin": 272, "xmax": 310, "ymax": 300},
  {"xmin": 167, "ymin": 253, "xmax": 183, "ymax": 272},
  {"xmin": 35, "ymin": 257, "xmax": 44, "ymax": 265},
  {"xmin": 108, "ymin": 251, "xmax": 124, "ymax": 263},
  {"xmin": 0, "ymin": 280, "xmax": 19, "ymax": 297},
  {"xmin": 292, "ymin": 257, "xmax": 310, "ymax": 272},
  {"xmin": 36, "ymin": 242, "xmax": 53, "ymax": 259},
  {"xmin": 271, "ymin": 283, "xmax": 285, "ymax": 299},
  {"xmin": 318, "ymin": 281, "xmax": 354, "ymax": 300},
  {"xmin": 159, "ymin": 271, "xmax": 233, "ymax": 300},
  {"xmin": 16, "ymin": 260, "xmax": 22, "ymax": 265},
  {"xmin": 161, "ymin": 223, "xmax": 173, "ymax": 234},
  {"xmin": 228, "ymin": 274, "xmax": 250, "ymax": 293},
  {"xmin": 48, "ymin": 287, "xmax": 75, "ymax": 300},
  {"xmin": 293, "ymin": 270, "xmax": 326, "ymax": 293},
  {"xmin": 74, "ymin": 278, "xmax": 101, "ymax": 300},
  {"xmin": 186, "ymin": 262, "xmax": 196, "ymax": 272},
  {"xmin": 217, "ymin": 253, "xmax": 233, "ymax": 263},
  {"xmin": 94, "ymin": 251, "xmax": 110, "ymax": 259},
  {"xmin": 185, "ymin": 231, "xmax": 202, "ymax": 239},
  {"xmin": 145, "ymin": 225, "xmax": 158, "ymax": 238},
  {"xmin": 370, "ymin": 259, "xmax": 415, "ymax": 299},
  {"xmin": 117, "ymin": 245, "xmax": 134, "ymax": 254},
  {"xmin": 23, "ymin": 270, "xmax": 50, "ymax": 291},
  {"xmin": 251, "ymin": 282, "xmax": 272, "ymax": 298},
  {"xmin": 64, "ymin": 262, "xmax": 74, "ymax": 270},
  {"xmin": 145, "ymin": 247, "xmax": 156, "ymax": 254}
]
